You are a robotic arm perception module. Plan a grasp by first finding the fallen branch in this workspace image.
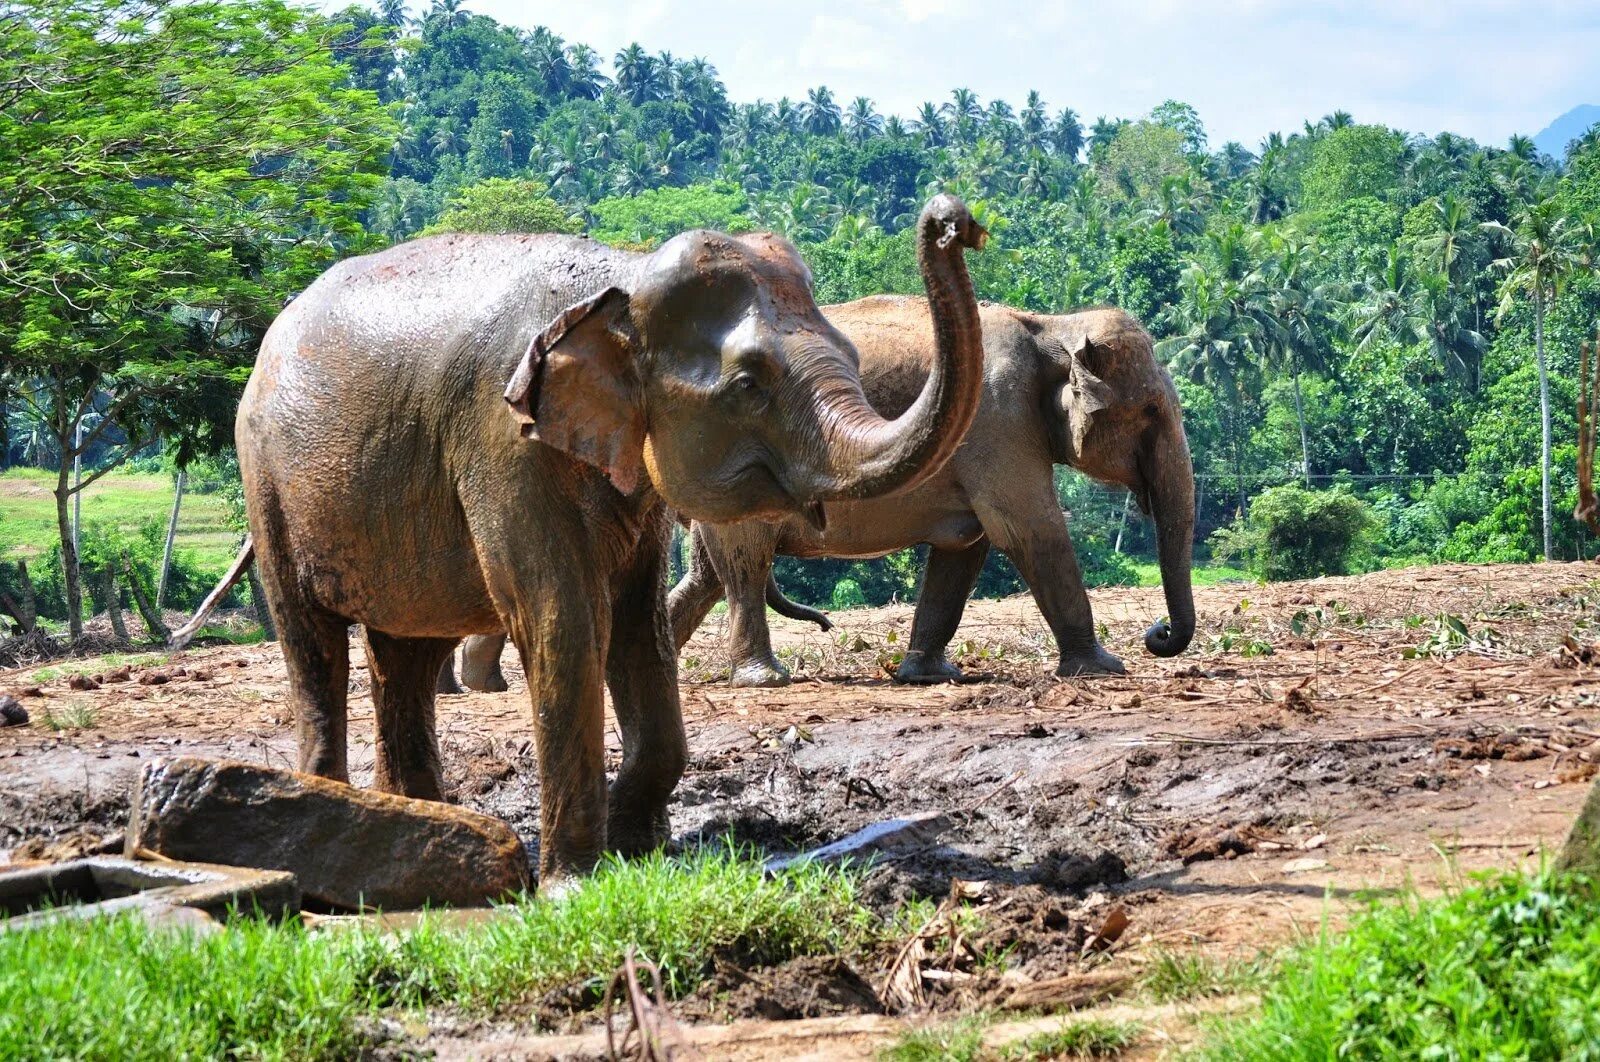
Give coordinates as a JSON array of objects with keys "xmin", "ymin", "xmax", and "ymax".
[
  {"xmin": 167, "ymin": 535, "xmax": 253, "ymax": 651},
  {"xmin": 602, "ymin": 947, "xmax": 694, "ymax": 1061}
]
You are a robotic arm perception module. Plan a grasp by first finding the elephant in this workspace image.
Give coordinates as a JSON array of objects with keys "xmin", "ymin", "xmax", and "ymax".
[
  {"xmin": 662, "ymin": 298, "xmax": 1197, "ymax": 687},
  {"xmin": 235, "ymin": 195, "xmax": 988, "ymax": 884}
]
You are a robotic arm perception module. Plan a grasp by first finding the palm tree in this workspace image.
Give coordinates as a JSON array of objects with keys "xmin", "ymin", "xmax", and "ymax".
[
  {"xmin": 1088, "ymin": 116, "xmax": 1123, "ymax": 157},
  {"xmin": 943, "ymin": 88, "xmax": 980, "ymax": 144},
  {"xmin": 1052, "ymin": 108, "xmax": 1084, "ymax": 161},
  {"xmin": 1020, "ymin": 91, "xmax": 1047, "ymax": 151},
  {"xmin": 527, "ymin": 28, "xmax": 570, "ymax": 96},
  {"xmin": 613, "ymin": 44, "xmax": 663, "ymax": 106},
  {"xmin": 565, "ymin": 44, "xmax": 608, "ymax": 100},
  {"xmin": 846, "ymin": 96, "xmax": 882, "ymax": 144},
  {"xmin": 1484, "ymin": 198, "xmax": 1592, "ymax": 559},
  {"xmin": 425, "ymin": 0, "xmax": 469, "ymax": 30},
  {"xmin": 428, "ymin": 119, "xmax": 462, "ymax": 157},
  {"xmin": 912, "ymin": 102, "xmax": 946, "ymax": 148},
  {"xmin": 801, "ymin": 86, "xmax": 841, "ymax": 136},
  {"xmin": 1136, "ymin": 174, "xmax": 1209, "ymax": 238},
  {"xmin": 1157, "ymin": 262, "xmax": 1265, "ymax": 514},
  {"xmin": 378, "ymin": 0, "xmax": 407, "ymax": 29},
  {"xmin": 1217, "ymin": 141, "xmax": 1255, "ymax": 180},
  {"xmin": 1257, "ymin": 232, "xmax": 1338, "ymax": 481}
]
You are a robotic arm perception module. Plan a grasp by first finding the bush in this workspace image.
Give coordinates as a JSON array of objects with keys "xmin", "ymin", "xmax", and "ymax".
[
  {"xmin": 1210, "ymin": 484, "xmax": 1374, "ymax": 581},
  {"xmin": 829, "ymin": 578, "xmax": 866, "ymax": 610}
]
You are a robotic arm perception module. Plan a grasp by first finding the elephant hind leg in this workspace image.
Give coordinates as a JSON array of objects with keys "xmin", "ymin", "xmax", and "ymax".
[
  {"xmin": 666, "ymin": 524, "xmax": 725, "ymax": 651},
  {"xmin": 459, "ymin": 633, "xmax": 509, "ymax": 692},
  {"xmin": 898, "ymin": 537, "xmax": 989, "ymax": 683},
  {"xmin": 364, "ymin": 628, "xmax": 455, "ymax": 801}
]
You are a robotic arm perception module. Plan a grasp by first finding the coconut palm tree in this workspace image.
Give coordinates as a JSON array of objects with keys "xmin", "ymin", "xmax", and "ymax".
[
  {"xmin": 801, "ymin": 86, "xmax": 842, "ymax": 136},
  {"xmin": 613, "ymin": 44, "xmax": 663, "ymax": 106},
  {"xmin": 565, "ymin": 44, "xmax": 608, "ymax": 100},
  {"xmin": 1484, "ymin": 198, "xmax": 1592, "ymax": 559},
  {"xmin": 425, "ymin": 0, "xmax": 469, "ymax": 30},
  {"xmin": 1020, "ymin": 91, "xmax": 1048, "ymax": 151},
  {"xmin": 846, "ymin": 97, "xmax": 882, "ymax": 144},
  {"xmin": 1052, "ymin": 108, "xmax": 1084, "ymax": 161},
  {"xmin": 912, "ymin": 102, "xmax": 947, "ymax": 148}
]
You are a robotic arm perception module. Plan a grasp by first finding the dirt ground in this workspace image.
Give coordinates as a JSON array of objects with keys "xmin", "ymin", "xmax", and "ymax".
[{"xmin": 5, "ymin": 561, "xmax": 1600, "ymax": 1057}]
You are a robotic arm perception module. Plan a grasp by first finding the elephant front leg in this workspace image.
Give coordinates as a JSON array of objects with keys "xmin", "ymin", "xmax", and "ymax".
[
  {"xmin": 605, "ymin": 508, "xmax": 687, "ymax": 857},
  {"xmin": 703, "ymin": 526, "xmax": 790, "ymax": 688},
  {"xmin": 508, "ymin": 594, "xmax": 610, "ymax": 886},
  {"xmin": 898, "ymin": 537, "xmax": 988, "ymax": 683},
  {"xmin": 1003, "ymin": 516, "xmax": 1124, "ymax": 678}
]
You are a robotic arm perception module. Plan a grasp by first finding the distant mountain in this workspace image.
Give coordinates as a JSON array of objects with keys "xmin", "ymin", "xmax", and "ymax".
[{"xmin": 1533, "ymin": 105, "xmax": 1600, "ymax": 161}]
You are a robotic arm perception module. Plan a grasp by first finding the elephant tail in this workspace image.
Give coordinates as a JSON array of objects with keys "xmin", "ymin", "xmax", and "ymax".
[{"xmin": 765, "ymin": 574, "xmax": 832, "ymax": 632}]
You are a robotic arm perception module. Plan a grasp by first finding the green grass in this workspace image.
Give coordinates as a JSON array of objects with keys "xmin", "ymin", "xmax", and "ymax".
[
  {"xmin": 879, "ymin": 1016, "xmax": 1141, "ymax": 1061},
  {"xmin": 0, "ymin": 468, "xmax": 235, "ymax": 570},
  {"xmin": 35, "ymin": 700, "xmax": 98, "ymax": 730},
  {"xmin": 0, "ymin": 848, "xmax": 876, "ymax": 1061},
  {"xmin": 1201, "ymin": 873, "xmax": 1600, "ymax": 1060},
  {"xmin": 1000, "ymin": 1019, "xmax": 1141, "ymax": 1059},
  {"xmin": 1139, "ymin": 949, "xmax": 1265, "ymax": 1003},
  {"xmin": 1130, "ymin": 562, "xmax": 1253, "ymax": 588}
]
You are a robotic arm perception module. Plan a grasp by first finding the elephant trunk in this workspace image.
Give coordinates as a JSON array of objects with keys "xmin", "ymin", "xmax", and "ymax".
[
  {"xmin": 1143, "ymin": 427, "xmax": 1197, "ymax": 658},
  {"xmin": 809, "ymin": 194, "xmax": 987, "ymax": 500}
]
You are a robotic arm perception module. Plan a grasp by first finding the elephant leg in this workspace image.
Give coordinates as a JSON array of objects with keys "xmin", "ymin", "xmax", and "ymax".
[
  {"xmin": 506, "ymin": 585, "xmax": 610, "ymax": 885},
  {"xmin": 666, "ymin": 522, "xmax": 725, "ymax": 651},
  {"xmin": 999, "ymin": 510, "xmax": 1124, "ymax": 678},
  {"xmin": 703, "ymin": 525, "xmax": 789, "ymax": 688},
  {"xmin": 435, "ymin": 644, "xmax": 463, "ymax": 695},
  {"xmin": 253, "ymin": 531, "xmax": 351, "ymax": 781},
  {"xmin": 364, "ymin": 628, "xmax": 456, "ymax": 800},
  {"xmin": 459, "ymin": 633, "xmax": 509, "ymax": 692},
  {"xmin": 604, "ymin": 508, "xmax": 687, "ymax": 857},
  {"xmin": 897, "ymin": 537, "xmax": 988, "ymax": 683}
]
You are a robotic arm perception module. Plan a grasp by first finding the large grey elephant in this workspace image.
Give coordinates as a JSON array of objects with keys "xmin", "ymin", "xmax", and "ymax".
[
  {"xmin": 236, "ymin": 196, "xmax": 987, "ymax": 883},
  {"xmin": 666, "ymin": 298, "xmax": 1196, "ymax": 686}
]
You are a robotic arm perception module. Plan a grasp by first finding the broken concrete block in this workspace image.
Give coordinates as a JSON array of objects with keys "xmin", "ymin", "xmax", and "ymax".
[
  {"xmin": 125, "ymin": 757, "xmax": 530, "ymax": 910},
  {"xmin": 0, "ymin": 856, "xmax": 297, "ymax": 932}
]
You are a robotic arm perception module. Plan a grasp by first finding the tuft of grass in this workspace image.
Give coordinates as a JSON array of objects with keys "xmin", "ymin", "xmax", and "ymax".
[
  {"xmin": 1000, "ymin": 1018, "xmax": 1141, "ymax": 1059},
  {"xmin": 879, "ymin": 1018, "xmax": 988, "ymax": 1062},
  {"xmin": 0, "ymin": 848, "xmax": 876, "ymax": 1061},
  {"xmin": 1200, "ymin": 873, "xmax": 1600, "ymax": 1060},
  {"xmin": 37, "ymin": 701, "xmax": 98, "ymax": 730},
  {"xmin": 1140, "ymin": 949, "xmax": 1265, "ymax": 1003}
]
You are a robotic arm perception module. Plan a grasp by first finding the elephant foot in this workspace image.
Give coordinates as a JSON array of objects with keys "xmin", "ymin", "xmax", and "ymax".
[
  {"xmin": 895, "ymin": 650, "xmax": 964, "ymax": 684},
  {"xmin": 1057, "ymin": 646, "xmax": 1126, "ymax": 677},
  {"xmin": 731, "ymin": 657, "xmax": 791, "ymax": 688},
  {"xmin": 607, "ymin": 805, "xmax": 672, "ymax": 859}
]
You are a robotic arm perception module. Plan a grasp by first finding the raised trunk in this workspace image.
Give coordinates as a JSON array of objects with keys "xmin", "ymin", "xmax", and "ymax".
[
  {"xmin": 810, "ymin": 194, "xmax": 987, "ymax": 499},
  {"xmin": 1144, "ymin": 429, "xmax": 1197, "ymax": 658}
]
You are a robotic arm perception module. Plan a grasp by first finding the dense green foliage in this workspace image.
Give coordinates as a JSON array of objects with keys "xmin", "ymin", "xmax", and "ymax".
[
  {"xmin": 0, "ymin": 850, "xmax": 874, "ymax": 1059},
  {"xmin": 1206, "ymin": 874, "xmax": 1600, "ymax": 1060},
  {"xmin": 1210, "ymin": 483, "xmax": 1374, "ymax": 580},
  {"xmin": 6, "ymin": 0, "xmax": 1600, "ymax": 625}
]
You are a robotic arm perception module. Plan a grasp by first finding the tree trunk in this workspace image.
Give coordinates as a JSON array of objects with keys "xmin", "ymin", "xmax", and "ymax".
[
  {"xmin": 0, "ymin": 561, "xmax": 39, "ymax": 634},
  {"xmin": 246, "ymin": 560, "xmax": 276, "ymax": 642},
  {"xmin": 1536, "ymin": 289, "xmax": 1553, "ymax": 562},
  {"xmin": 157, "ymin": 469, "xmax": 185, "ymax": 610},
  {"xmin": 101, "ymin": 563, "xmax": 129, "ymax": 641},
  {"xmin": 55, "ymin": 461, "xmax": 84, "ymax": 641},
  {"xmin": 123, "ymin": 553, "xmax": 170, "ymax": 642},
  {"xmin": 1291, "ymin": 355, "xmax": 1311, "ymax": 485},
  {"xmin": 1113, "ymin": 492, "xmax": 1131, "ymax": 554}
]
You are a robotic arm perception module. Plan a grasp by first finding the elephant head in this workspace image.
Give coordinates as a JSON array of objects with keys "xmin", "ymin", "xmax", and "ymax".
[
  {"xmin": 506, "ymin": 195, "xmax": 987, "ymax": 526},
  {"xmin": 1036, "ymin": 308, "xmax": 1196, "ymax": 658}
]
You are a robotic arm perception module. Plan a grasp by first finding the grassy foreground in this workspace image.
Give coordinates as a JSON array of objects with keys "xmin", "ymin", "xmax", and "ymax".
[
  {"xmin": 0, "ymin": 850, "xmax": 874, "ymax": 1060},
  {"xmin": 1203, "ymin": 872, "xmax": 1600, "ymax": 1059}
]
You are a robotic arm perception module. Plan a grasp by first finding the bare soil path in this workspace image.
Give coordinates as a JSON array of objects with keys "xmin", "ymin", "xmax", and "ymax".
[{"xmin": 5, "ymin": 561, "xmax": 1600, "ymax": 1056}]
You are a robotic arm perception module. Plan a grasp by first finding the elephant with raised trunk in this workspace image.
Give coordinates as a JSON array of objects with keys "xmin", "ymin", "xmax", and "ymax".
[
  {"xmin": 236, "ymin": 196, "xmax": 988, "ymax": 884},
  {"xmin": 665, "ymin": 298, "xmax": 1196, "ymax": 687}
]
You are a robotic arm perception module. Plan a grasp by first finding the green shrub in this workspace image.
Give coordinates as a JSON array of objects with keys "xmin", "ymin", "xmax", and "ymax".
[
  {"xmin": 1210, "ymin": 484, "xmax": 1374, "ymax": 581},
  {"xmin": 830, "ymin": 578, "xmax": 866, "ymax": 610}
]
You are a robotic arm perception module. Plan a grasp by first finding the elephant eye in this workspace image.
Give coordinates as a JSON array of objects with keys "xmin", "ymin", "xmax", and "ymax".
[{"xmin": 724, "ymin": 371, "xmax": 769, "ymax": 409}]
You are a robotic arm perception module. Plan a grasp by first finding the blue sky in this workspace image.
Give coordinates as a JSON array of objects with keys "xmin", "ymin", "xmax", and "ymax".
[{"xmin": 382, "ymin": 0, "xmax": 1600, "ymax": 149}]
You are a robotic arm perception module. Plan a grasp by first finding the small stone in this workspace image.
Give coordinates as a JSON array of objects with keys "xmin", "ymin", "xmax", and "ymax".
[
  {"xmin": 67, "ymin": 674, "xmax": 100, "ymax": 691},
  {"xmin": 126, "ymin": 757, "xmax": 530, "ymax": 910},
  {"xmin": 0, "ymin": 696, "xmax": 29, "ymax": 727}
]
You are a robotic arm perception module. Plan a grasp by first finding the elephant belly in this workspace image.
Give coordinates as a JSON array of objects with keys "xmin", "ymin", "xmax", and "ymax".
[{"xmin": 779, "ymin": 495, "xmax": 984, "ymax": 559}]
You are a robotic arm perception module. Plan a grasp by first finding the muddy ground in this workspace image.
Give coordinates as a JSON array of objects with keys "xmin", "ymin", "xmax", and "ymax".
[{"xmin": 5, "ymin": 562, "xmax": 1600, "ymax": 1057}]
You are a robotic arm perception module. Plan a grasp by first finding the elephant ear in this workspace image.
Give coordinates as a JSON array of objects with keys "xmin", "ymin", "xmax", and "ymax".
[
  {"xmin": 505, "ymin": 287, "xmax": 646, "ymax": 494},
  {"xmin": 1063, "ymin": 333, "xmax": 1116, "ymax": 460}
]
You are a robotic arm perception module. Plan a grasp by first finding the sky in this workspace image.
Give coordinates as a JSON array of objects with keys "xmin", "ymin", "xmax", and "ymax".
[{"xmin": 388, "ymin": 0, "xmax": 1600, "ymax": 149}]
